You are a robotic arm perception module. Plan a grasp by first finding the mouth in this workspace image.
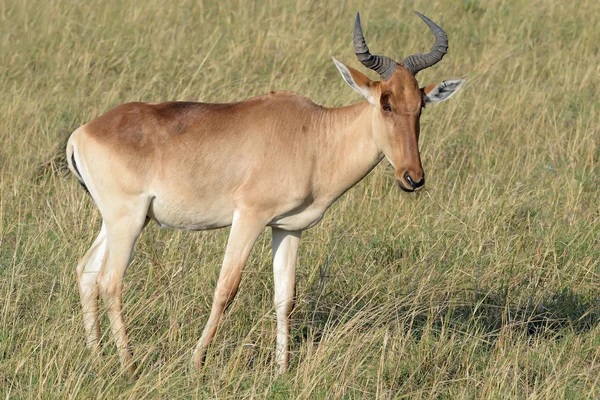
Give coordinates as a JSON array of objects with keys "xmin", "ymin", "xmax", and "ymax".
[{"xmin": 396, "ymin": 179, "xmax": 414, "ymax": 193}]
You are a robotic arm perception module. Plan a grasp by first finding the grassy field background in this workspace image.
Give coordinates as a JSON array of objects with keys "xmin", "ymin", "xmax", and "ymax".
[{"xmin": 1, "ymin": 0, "xmax": 600, "ymax": 397}]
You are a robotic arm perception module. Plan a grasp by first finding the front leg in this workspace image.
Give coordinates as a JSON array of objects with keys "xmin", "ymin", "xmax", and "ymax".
[
  {"xmin": 272, "ymin": 228, "xmax": 301, "ymax": 374},
  {"xmin": 192, "ymin": 210, "xmax": 268, "ymax": 371}
]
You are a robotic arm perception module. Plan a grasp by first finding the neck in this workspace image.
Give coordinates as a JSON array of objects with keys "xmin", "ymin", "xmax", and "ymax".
[{"xmin": 313, "ymin": 100, "xmax": 383, "ymax": 202}]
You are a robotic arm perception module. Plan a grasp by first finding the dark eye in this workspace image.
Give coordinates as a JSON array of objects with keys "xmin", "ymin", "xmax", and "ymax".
[{"xmin": 382, "ymin": 104, "xmax": 392, "ymax": 112}]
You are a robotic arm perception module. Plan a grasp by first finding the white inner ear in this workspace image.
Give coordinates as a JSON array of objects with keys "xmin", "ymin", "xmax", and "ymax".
[
  {"xmin": 331, "ymin": 56, "xmax": 373, "ymax": 103},
  {"xmin": 424, "ymin": 78, "xmax": 465, "ymax": 104}
]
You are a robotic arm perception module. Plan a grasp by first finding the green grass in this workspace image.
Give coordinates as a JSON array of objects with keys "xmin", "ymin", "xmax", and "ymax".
[{"xmin": 2, "ymin": 0, "xmax": 600, "ymax": 398}]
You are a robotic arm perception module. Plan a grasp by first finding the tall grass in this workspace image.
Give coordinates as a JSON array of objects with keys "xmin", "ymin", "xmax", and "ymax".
[{"xmin": 1, "ymin": 0, "xmax": 600, "ymax": 398}]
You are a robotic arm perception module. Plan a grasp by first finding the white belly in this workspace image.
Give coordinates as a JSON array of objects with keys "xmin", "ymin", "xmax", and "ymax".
[
  {"xmin": 147, "ymin": 195, "xmax": 235, "ymax": 231},
  {"xmin": 147, "ymin": 188, "xmax": 330, "ymax": 232}
]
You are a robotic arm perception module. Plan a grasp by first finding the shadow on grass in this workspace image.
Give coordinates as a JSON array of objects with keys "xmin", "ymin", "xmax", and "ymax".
[{"xmin": 298, "ymin": 286, "xmax": 600, "ymax": 346}]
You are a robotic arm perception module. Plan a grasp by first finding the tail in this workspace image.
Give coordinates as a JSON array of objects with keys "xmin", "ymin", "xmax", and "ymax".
[{"xmin": 66, "ymin": 134, "xmax": 89, "ymax": 193}]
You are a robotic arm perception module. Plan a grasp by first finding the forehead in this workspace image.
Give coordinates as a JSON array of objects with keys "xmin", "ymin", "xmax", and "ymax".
[{"xmin": 381, "ymin": 66, "xmax": 421, "ymax": 104}]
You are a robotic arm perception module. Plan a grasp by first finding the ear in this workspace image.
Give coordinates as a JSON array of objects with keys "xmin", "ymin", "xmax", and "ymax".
[
  {"xmin": 332, "ymin": 56, "xmax": 377, "ymax": 105},
  {"xmin": 422, "ymin": 78, "xmax": 465, "ymax": 104}
]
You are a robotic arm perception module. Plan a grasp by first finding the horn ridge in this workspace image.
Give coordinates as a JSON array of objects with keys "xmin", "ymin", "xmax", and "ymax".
[
  {"xmin": 353, "ymin": 13, "xmax": 397, "ymax": 80},
  {"xmin": 402, "ymin": 11, "xmax": 449, "ymax": 76}
]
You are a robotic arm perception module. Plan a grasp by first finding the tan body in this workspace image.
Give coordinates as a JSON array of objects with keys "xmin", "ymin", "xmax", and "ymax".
[
  {"xmin": 67, "ymin": 12, "xmax": 464, "ymax": 376},
  {"xmin": 74, "ymin": 93, "xmax": 380, "ymax": 232}
]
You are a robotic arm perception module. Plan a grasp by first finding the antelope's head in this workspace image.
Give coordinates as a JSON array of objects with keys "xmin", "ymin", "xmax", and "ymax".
[{"xmin": 333, "ymin": 12, "xmax": 464, "ymax": 192}]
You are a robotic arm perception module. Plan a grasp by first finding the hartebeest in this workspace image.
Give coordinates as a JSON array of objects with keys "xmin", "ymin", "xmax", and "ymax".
[{"xmin": 66, "ymin": 12, "xmax": 464, "ymax": 375}]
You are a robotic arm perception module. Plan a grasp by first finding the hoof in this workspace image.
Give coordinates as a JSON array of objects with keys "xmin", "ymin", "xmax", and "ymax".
[{"xmin": 192, "ymin": 349, "xmax": 206, "ymax": 372}]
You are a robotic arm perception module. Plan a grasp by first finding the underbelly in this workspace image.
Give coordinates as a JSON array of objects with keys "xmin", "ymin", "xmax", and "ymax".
[
  {"xmin": 147, "ymin": 196, "xmax": 234, "ymax": 231},
  {"xmin": 147, "ymin": 190, "xmax": 330, "ymax": 232}
]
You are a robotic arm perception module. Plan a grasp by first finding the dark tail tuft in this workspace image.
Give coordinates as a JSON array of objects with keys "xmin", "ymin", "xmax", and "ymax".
[{"xmin": 71, "ymin": 153, "xmax": 89, "ymax": 194}]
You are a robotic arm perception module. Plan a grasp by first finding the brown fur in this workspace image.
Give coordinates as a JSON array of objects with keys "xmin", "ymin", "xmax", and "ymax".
[{"xmin": 66, "ymin": 58, "xmax": 462, "ymax": 376}]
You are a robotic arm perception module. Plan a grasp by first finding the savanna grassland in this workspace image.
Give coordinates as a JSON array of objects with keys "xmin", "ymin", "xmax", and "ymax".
[{"xmin": 1, "ymin": 0, "xmax": 600, "ymax": 398}]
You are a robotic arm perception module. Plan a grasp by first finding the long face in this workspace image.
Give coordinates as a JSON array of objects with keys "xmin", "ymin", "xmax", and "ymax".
[
  {"xmin": 333, "ymin": 11, "xmax": 465, "ymax": 193},
  {"xmin": 373, "ymin": 67, "xmax": 425, "ymax": 192}
]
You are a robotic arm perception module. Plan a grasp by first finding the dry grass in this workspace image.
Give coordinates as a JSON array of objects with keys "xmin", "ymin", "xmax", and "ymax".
[{"xmin": 1, "ymin": 0, "xmax": 600, "ymax": 398}]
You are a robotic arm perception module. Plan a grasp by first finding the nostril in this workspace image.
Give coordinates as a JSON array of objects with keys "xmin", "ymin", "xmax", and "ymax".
[
  {"xmin": 404, "ymin": 171, "xmax": 425, "ymax": 189},
  {"xmin": 413, "ymin": 175, "xmax": 425, "ymax": 188},
  {"xmin": 404, "ymin": 171, "xmax": 416, "ymax": 188}
]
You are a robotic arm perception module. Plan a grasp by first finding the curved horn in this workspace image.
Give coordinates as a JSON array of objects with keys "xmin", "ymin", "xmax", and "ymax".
[
  {"xmin": 402, "ymin": 11, "xmax": 448, "ymax": 76},
  {"xmin": 353, "ymin": 13, "xmax": 397, "ymax": 80}
]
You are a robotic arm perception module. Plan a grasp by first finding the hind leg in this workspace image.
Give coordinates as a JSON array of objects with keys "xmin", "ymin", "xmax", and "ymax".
[
  {"xmin": 76, "ymin": 223, "xmax": 107, "ymax": 352},
  {"xmin": 96, "ymin": 198, "xmax": 149, "ymax": 376}
]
